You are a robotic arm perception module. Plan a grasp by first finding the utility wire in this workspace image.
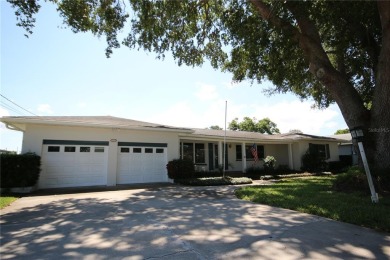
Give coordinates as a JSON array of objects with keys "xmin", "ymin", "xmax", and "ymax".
[{"xmin": 0, "ymin": 94, "xmax": 38, "ymax": 116}]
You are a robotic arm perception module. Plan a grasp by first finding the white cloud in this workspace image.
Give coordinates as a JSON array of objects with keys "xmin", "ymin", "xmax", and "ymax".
[
  {"xmin": 0, "ymin": 108, "xmax": 10, "ymax": 117},
  {"xmin": 146, "ymin": 81, "xmax": 346, "ymax": 136},
  {"xmin": 195, "ymin": 83, "xmax": 219, "ymax": 101},
  {"xmin": 77, "ymin": 102, "xmax": 87, "ymax": 108},
  {"xmin": 37, "ymin": 104, "xmax": 53, "ymax": 114},
  {"xmin": 245, "ymin": 100, "xmax": 341, "ymax": 135}
]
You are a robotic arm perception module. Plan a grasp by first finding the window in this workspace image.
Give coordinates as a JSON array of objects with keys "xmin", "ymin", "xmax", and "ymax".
[
  {"xmin": 133, "ymin": 148, "xmax": 142, "ymax": 153},
  {"xmin": 145, "ymin": 148, "xmax": 153, "ymax": 153},
  {"xmin": 195, "ymin": 143, "xmax": 205, "ymax": 164},
  {"xmin": 94, "ymin": 147, "xmax": 104, "ymax": 153},
  {"xmin": 236, "ymin": 145, "xmax": 265, "ymax": 160},
  {"xmin": 121, "ymin": 148, "xmax": 130, "ymax": 153},
  {"xmin": 309, "ymin": 144, "xmax": 330, "ymax": 159},
  {"xmin": 80, "ymin": 147, "xmax": 90, "ymax": 152},
  {"xmin": 181, "ymin": 143, "xmax": 205, "ymax": 163},
  {"xmin": 156, "ymin": 148, "xmax": 164, "ymax": 153},
  {"xmin": 64, "ymin": 146, "xmax": 76, "ymax": 152},
  {"xmin": 48, "ymin": 146, "xmax": 60, "ymax": 152},
  {"xmin": 236, "ymin": 145, "xmax": 242, "ymax": 160},
  {"xmin": 182, "ymin": 143, "xmax": 193, "ymax": 162}
]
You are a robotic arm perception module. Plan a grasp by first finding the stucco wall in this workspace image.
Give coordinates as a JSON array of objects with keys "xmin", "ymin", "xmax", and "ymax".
[{"xmin": 22, "ymin": 124, "xmax": 181, "ymax": 186}]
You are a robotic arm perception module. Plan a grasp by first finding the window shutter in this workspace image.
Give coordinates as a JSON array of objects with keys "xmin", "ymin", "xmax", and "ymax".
[{"xmin": 326, "ymin": 144, "xmax": 330, "ymax": 159}]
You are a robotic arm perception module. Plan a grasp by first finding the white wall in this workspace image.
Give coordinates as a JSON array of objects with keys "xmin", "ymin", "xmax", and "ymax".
[{"xmin": 22, "ymin": 124, "xmax": 181, "ymax": 186}]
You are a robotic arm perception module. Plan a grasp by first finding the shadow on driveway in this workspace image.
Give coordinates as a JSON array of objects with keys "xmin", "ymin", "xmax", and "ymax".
[{"xmin": 1, "ymin": 185, "xmax": 389, "ymax": 259}]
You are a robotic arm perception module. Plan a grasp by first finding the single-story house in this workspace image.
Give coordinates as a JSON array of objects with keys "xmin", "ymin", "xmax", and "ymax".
[
  {"xmin": 329, "ymin": 133, "xmax": 358, "ymax": 165},
  {"xmin": 1, "ymin": 116, "xmax": 344, "ymax": 189}
]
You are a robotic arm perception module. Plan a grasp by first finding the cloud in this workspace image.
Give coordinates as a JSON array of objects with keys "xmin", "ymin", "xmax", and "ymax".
[
  {"xmin": 37, "ymin": 104, "xmax": 53, "ymax": 114},
  {"xmin": 244, "ymin": 100, "xmax": 342, "ymax": 135},
  {"xmin": 77, "ymin": 102, "xmax": 87, "ymax": 108},
  {"xmin": 0, "ymin": 108, "xmax": 10, "ymax": 117},
  {"xmin": 195, "ymin": 83, "xmax": 219, "ymax": 101}
]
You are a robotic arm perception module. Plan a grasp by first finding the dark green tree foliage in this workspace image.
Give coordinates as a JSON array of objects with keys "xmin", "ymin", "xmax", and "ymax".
[
  {"xmin": 208, "ymin": 125, "xmax": 223, "ymax": 130},
  {"xmin": 229, "ymin": 117, "xmax": 280, "ymax": 134},
  {"xmin": 334, "ymin": 129, "xmax": 350, "ymax": 135},
  {"xmin": 7, "ymin": 0, "xmax": 390, "ymax": 175},
  {"xmin": 0, "ymin": 153, "xmax": 41, "ymax": 188}
]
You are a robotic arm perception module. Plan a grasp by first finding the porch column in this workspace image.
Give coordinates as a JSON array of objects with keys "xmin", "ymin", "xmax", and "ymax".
[
  {"xmin": 288, "ymin": 143, "xmax": 294, "ymax": 170},
  {"xmin": 241, "ymin": 142, "xmax": 247, "ymax": 172},
  {"xmin": 218, "ymin": 141, "xmax": 223, "ymax": 167}
]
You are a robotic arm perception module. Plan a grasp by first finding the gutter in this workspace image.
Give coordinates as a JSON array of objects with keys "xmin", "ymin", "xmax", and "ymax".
[{"xmin": 5, "ymin": 123, "xmax": 24, "ymax": 132}]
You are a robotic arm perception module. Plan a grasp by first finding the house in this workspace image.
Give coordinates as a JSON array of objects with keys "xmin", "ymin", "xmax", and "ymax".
[
  {"xmin": 0, "ymin": 116, "xmax": 343, "ymax": 189},
  {"xmin": 329, "ymin": 133, "xmax": 358, "ymax": 165}
]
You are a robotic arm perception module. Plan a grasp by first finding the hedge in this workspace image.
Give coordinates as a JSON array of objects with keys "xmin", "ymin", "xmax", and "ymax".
[{"xmin": 0, "ymin": 153, "xmax": 41, "ymax": 188}]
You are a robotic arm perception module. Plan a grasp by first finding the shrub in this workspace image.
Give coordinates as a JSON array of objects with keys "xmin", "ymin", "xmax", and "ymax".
[
  {"xmin": 301, "ymin": 149, "xmax": 327, "ymax": 172},
  {"xmin": 166, "ymin": 159, "xmax": 195, "ymax": 179},
  {"xmin": 263, "ymin": 156, "xmax": 276, "ymax": 173},
  {"xmin": 332, "ymin": 166, "xmax": 369, "ymax": 193},
  {"xmin": 245, "ymin": 166, "xmax": 265, "ymax": 177},
  {"xmin": 176, "ymin": 176, "xmax": 252, "ymax": 186},
  {"xmin": 0, "ymin": 153, "xmax": 41, "ymax": 188}
]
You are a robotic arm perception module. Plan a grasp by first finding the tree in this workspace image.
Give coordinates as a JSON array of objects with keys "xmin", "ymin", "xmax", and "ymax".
[
  {"xmin": 289, "ymin": 129, "xmax": 303, "ymax": 134},
  {"xmin": 208, "ymin": 125, "xmax": 223, "ymax": 130},
  {"xmin": 228, "ymin": 117, "xmax": 280, "ymax": 135},
  {"xmin": 8, "ymin": 0, "xmax": 390, "ymax": 176},
  {"xmin": 334, "ymin": 129, "xmax": 350, "ymax": 135}
]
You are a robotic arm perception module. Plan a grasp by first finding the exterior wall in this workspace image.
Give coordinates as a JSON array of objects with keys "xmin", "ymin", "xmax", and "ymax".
[
  {"xmin": 291, "ymin": 141, "xmax": 339, "ymax": 171},
  {"xmin": 22, "ymin": 124, "xmax": 181, "ymax": 186}
]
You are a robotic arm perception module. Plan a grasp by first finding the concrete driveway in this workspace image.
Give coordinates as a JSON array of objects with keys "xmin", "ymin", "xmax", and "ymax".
[{"xmin": 1, "ymin": 184, "xmax": 389, "ymax": 260}]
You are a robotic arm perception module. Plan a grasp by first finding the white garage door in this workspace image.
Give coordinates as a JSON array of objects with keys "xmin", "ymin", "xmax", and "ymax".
[
  {"xmin": 117, "ymin": 142, "xmax": 168, "ymax": 184},
  {"xmin": 40, "ymin": 140, "xmax": 109, "ymax": 188}
]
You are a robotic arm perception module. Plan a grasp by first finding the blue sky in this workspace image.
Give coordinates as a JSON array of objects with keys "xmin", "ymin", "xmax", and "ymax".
[{"xmin": 1, "ymin": 1, "xmax": 347, "ymax": 152}]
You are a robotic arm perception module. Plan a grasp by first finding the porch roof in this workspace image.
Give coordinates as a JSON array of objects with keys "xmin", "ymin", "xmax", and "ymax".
[{"xmin": 180, "ymin": 129, "xmax": 343, "ymax": 143}]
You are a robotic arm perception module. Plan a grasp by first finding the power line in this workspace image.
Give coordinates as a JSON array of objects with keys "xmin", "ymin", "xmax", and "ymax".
[{"xmin": 0, "ymin": 94, "xmax": 38, "ymax": 116}]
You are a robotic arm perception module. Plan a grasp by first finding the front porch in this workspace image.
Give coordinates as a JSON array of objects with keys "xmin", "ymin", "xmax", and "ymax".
[{"xmin": 179, "ymin": 140, "xmax": 295, "ymax": 172}]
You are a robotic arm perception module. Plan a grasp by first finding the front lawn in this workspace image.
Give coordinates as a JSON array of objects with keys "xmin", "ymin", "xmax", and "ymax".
[
  {"xmin": 0, "ymin": 196, "xmax": 18, "ymax": 209},
  {"xmin": 235, "ymin": 176, "xmax": 390, "ymax": 232}
]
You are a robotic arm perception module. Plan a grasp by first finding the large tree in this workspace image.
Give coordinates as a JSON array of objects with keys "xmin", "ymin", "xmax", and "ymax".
[
  {"xmin": 8, "ymin": 0, "xmax": 390, "ymax": 177},
  {"xmin": 229, "ymin": 117, "xmax": 280, "ymax": 134}
]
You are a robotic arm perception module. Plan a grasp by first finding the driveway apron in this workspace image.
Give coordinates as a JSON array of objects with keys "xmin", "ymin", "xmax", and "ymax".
[{"xmin": 1, "ymin": 185, "xmax": 389, "ymax": 260}]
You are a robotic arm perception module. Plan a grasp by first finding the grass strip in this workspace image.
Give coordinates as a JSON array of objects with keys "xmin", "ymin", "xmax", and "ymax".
[{"xmin": 0, "ymin": 196, "xmax": 18, "ymax": 209}]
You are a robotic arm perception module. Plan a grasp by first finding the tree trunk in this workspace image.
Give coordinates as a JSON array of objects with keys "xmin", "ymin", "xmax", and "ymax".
[{"xmin": 252, "ymin": 1, "xmax": 390, "ymax": 184}]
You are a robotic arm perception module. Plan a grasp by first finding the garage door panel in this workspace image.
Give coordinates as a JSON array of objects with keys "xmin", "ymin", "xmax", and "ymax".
[
  {"xmin": 117, "ymin": 146, "xmax": 167, "ymax": 184},
  {"xmin": 40, "ymin": 144, "xmax": 108, "ymax": 188}
]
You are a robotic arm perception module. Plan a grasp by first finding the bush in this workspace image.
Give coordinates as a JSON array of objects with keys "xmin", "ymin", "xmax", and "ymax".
[
  {"xmin": 263, "ymin": 156, "xmax": 276, "ymax": 173},
  {"xmin": 332, "ymin": 166, "xmax": 369, "ymax": 193},
  {"xmin": 245, "ymin": 166, "xmax": 265, "ymax": 178},
  {"xmin": 0, "ymin": 153, "xmax": 41, "ymax": 188},
  {"xmin": 301, "ymin": 150, "xmax": 327, "ymax": 172},
  {"xmin": 166, "ymin": 159, "xmax": 195, "ymax": 179},
  {"xmin": 176, "ymin": 176, "xmax": 252, "ymax": 186}
]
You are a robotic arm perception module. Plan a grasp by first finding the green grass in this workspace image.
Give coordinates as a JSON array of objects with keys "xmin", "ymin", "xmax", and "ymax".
[
  {"xmin": 235, "ymin": 176, "xmax": 390, "ymax": 232},
  {"xmin": 0, "ymin": 196, "xmax": 18, "ymax": 209}
]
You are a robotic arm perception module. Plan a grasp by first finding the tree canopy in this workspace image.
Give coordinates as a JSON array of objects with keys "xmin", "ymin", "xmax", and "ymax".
[
  {"xmin": 228, "ymin": 117, "xmax": 280, "ymax": 135},
  {"xmin": 334, "ymin": 129, "xmax": 350, "ymax": 135},
  {"xmin": 7, "ymin": 0, "xmax": 390, "ymax": 173},
  {"xmin": 208, "ymin": 125, "xmax": 223, "ymax": 130}
]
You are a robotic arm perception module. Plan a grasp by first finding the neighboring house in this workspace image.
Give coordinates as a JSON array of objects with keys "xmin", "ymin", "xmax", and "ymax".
[
  {"xmin": 1, "ymin": 116, "xmax": 343, "ymax": 189},
  {"xmin": 329, "ymin": 133, "xmax": 358, "ymax": 165}
]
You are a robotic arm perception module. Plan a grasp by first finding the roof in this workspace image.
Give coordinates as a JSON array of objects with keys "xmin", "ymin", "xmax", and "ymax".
[
  {"xmin": 1, "ymin": 116, "xmax": 346, "ymax": 143},
  {"xmin": 0, "ymin": 116, "xmax": 192, "ymax": 132},
  {"xmin": 183, "ymin": 128, "xmax": 343, "ymax": 143}
]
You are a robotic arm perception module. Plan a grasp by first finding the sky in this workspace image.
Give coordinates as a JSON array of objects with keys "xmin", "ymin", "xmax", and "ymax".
[{"xmin": 0, "ymin": 1, "xmax": 347, "ymax": 153}]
